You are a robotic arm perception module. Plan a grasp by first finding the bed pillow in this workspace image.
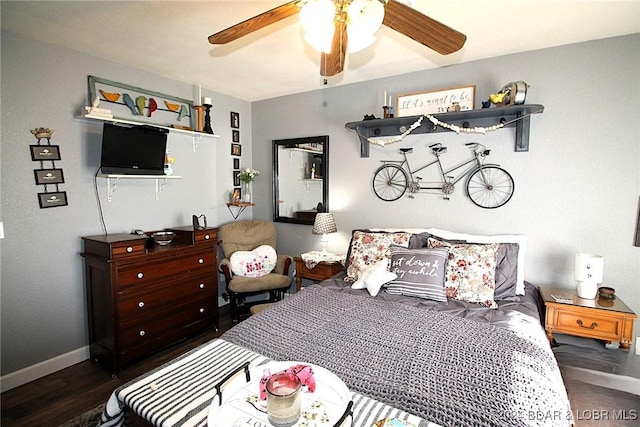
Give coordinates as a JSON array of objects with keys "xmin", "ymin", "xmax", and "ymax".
[
  {"xmin": 351, "ymin": 259, "xmax": 397, "ymax": 296},
  {"xmin": 427, "ymin": 238, "xmax": 499, "ymax": 308},
  {"xmin": 426, "ymin": 228, "xmax": 527, "ymax": 295},
  {"xmin": 386, "ymin": 246, "xmax": 449, "ymax": 302},
  {"xmin": 428, "ymin": 236, "xmax": 520, "ymax": 300},
  {"xmin": 492, "ymin": 243, "xmax": 520, "ymax": 300},
  {"xmin": 230, "ymin": 245, "xmax": 277, "ymax": 278},
  {"xmin": 344, "ymin": 230, "xmax": 412, "ymax": 283}
]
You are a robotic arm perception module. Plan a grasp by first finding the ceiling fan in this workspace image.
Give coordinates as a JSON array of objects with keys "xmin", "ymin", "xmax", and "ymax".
[{"xmin": 208, "ymin": 0, "xmax": 466, "ymax": 77}]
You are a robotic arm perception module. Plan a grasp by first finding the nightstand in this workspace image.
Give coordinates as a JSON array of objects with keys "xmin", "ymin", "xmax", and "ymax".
[
  {"xmin": 539, "ymin": 286, "xmax": 637, "ymax": 349},
  {"xmin": 294, "ymin": 255, "xmax": 344, "ymax": 292}
]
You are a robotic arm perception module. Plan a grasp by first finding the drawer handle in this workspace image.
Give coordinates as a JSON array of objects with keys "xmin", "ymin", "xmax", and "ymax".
[
  {"xmin": 126, "ymin": 246, "xmax": 133, "ymax": 253},
  {"xmin": 138, "ymin": 301, "xmax": 145, "ymax": 308},
  {"xmin": 204, "ymin": 234, "xmax": 210, "ymax": 240},
  {"xmin": 137, "ymin": 272, "xmax": 144, "ymax": 279},
  {"xmin": 198, "ymin": 258, "xmax": 204, "ymax": 264},
  {"xmin": 199, "ymin": 283, "xmax": 205, "ymax": 289},
  {"xmin": 139, "ymin": 330, "xmax": 146, "ymax": 337},
  {"xmin": 576, "ymin": 319, "xmax": 598, "ymax": 329}
]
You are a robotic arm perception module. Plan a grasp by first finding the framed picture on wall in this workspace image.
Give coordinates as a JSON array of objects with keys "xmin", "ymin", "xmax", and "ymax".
[
  {"xmin": 232, "ymin": 129, "xmax": 240, "ymax": 142},
  {"xmin": 230, "ymin": 112, "xmax": 240, "ymax": 129},
  {"xmin": 37, "ymin": 191, "xmax": 68, "ymax": 208},
  {"xmin": 231, "ymin": 143, "xmax": 241, "ymax": 156},
  {"xmin": 34, "ymin": 168, "xmax": 65, "ymax": 185},
  {"xmin": 233, "ymin": 170, "xmax": 241, "ymax": 186},
  {"xmin": 233, "ymin": 158, "xmax": 240, "ymax": 170},
  {"xmin": 30, "ymin": 145, "xmax": 61, "ymax": 161}
]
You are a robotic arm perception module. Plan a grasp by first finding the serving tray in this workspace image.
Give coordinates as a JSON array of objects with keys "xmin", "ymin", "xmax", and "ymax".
[{"xmin": 208, "ymin": 361, "xmax": 352, "ymax": 427}]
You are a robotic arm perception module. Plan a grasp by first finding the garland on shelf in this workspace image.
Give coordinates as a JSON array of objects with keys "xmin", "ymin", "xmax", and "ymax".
[{"xmin": 363, "ymin": 110, "xmax": 540, "ymax": 147}]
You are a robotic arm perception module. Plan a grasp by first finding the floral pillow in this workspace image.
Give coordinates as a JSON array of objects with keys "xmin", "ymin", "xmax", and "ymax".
[
  {"xmin": 427, "ymin": 237, "xmax": 500, "ymax": 308},
  {"xmin": 345, "ymin": 230, "xmax": 411, "ymax": 283}
]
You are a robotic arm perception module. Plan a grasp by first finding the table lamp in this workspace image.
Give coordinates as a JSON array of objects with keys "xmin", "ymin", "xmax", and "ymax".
[
  {"xmin": 312, "ymin": 212, "xmax": 337, "ymax": 256},
  {"xmin": 574, "ymin": 253, "xmax": 604, "ymax": 299}
]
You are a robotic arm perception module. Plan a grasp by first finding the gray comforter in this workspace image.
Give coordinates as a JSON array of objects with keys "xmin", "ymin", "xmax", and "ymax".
[{"xmin": 222, "ymin": 284, "xmax": 572, "ymax": 427}]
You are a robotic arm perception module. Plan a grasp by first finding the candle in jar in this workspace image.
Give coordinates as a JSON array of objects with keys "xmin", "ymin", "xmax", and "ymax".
[
  {"xmin": 266, "ymin": 372, "xmax": 301, "ymax": 427},
  {"xmin": 203, "ymin": 96, "xmax": 212, "ymax": 106}
]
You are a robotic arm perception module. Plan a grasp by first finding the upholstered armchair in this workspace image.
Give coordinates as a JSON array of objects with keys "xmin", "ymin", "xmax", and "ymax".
[{"xmin": 218, "ymin": 220, "xmax": 292, "ymax": 322}]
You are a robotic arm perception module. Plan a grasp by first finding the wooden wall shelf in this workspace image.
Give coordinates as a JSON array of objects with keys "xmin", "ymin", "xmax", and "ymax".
[{"xmin": 345, "ymin": 104, "xmax": 544, "ymax": 157}]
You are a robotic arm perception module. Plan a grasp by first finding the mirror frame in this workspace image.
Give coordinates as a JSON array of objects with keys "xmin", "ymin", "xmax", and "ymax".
[{"xmin": 273, "ymin": 135, "xmax": 329, "ymax": 225}]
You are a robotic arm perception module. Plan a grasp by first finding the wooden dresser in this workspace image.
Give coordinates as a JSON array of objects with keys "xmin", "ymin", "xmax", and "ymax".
[{"xmin": 82, "ymin": 226, "xmax": 218, "ymax": 374}]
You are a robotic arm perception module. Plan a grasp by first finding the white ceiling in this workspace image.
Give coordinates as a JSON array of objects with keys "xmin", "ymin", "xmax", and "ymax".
[{"xmin": 2, "ymin": 1, "xmax": 639, "ymax": 102}]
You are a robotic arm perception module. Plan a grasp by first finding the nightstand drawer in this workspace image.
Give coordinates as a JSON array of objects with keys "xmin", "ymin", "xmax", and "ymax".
[{"xmin": 555, "ymin": 309, "xmax": 621, "ymax": 339}]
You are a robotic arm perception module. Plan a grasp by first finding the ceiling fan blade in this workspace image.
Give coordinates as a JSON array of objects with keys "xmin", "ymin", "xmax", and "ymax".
[
  {"xmin": 383, "ymin": 0, "xmax": 466, "ymax": 55},
  {"xmin": 320, "ymin": 18, "xmax": 348, "ymax": 76},
  {"xmin": 208, "ymin": 1, "xmax": 300, "ymax": 44}
]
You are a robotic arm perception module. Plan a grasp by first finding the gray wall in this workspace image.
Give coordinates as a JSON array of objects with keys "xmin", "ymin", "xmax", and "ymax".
[
  {"xmin": 251, "ymin": 35, "xmax": 640, "ymax": 326},
  {"xmin": 0, "ymin": 31, "xmax": 253, "ymax": 375},
  {"xmin": 1, "ymin": 31, "xmax": 638, "ymax": 379}
]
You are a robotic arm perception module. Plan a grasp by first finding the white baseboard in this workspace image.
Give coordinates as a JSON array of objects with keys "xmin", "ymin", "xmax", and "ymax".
[
  {"xmin": 2, "ymin": 302, "xmax": 231, "ymax": 393},
  {"xmin": 0, "ymin": 346, "xmax": 90, "ymax": 393}
]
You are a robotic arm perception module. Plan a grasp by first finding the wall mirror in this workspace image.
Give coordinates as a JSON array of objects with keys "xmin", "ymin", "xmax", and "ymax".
[{"xmin": 273, "ymin": 136, "xmax": 329, "ymax": 225}]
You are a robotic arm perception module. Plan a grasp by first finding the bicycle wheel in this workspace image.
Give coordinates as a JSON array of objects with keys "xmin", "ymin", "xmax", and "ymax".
[
  {"xmin": 466, "ymin": 166, "xmax": 514, "ymax": 208},
  {"xmin": 372, "ymin": 164, "xmax": 408, "ymax": 201}
]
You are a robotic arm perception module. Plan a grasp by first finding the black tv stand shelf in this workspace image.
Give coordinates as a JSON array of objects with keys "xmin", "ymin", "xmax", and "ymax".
[{"xmin": 345, "ymin": 104, "xmax": 544, "ymax": 157}]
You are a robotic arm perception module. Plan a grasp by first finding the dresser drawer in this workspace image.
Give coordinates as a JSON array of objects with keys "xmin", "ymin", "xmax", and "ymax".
[
  {"xmin": 116, "ymin": 251, "xmax": 215, "ymax": 287},
  {"xmin": 119, "ymin": 298, "xmax": 215, "ymax": 347},
  {"xmin": 554, "ymin": 308, "xmax": 622, "ymax": 340},
  {"xmin": 117, "ymin": 275, "xmax": 216, "ymax": 320}
]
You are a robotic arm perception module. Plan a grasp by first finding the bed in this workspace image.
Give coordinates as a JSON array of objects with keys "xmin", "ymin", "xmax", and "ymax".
[{"xmin": 99, "ymin": 227, "xmax": 573, "ymax": 427}]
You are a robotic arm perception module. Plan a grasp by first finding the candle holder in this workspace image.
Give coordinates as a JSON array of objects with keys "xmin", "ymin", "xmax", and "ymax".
[
  {"xmin": 203, "ymin": 103, "xmax": 213, "ymax": 134},
  {"xmin": 194, "ymin": 105, "xmax": 205, "ymax": 132}
]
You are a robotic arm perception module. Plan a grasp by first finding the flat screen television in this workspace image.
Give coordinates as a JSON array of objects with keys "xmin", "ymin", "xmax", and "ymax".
[{"xmin": 100, "ymin": 123, "xmax": 168, "ymax": 175}]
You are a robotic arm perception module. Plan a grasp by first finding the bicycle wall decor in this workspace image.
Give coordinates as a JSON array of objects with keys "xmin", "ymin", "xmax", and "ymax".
[{"xmin": 372, "ymin": 143, "xmax": 514, "ymax": 209}]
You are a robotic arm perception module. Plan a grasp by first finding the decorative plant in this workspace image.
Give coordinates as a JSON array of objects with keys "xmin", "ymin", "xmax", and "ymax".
[{"xmin": 238, "ymin": 168, "xmax": 260, "ymax": 183}]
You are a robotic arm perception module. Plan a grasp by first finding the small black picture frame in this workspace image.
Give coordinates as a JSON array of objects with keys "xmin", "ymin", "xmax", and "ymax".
[
  {"xmin": 233, "ymin": 158, "xmax": 240, "ymax": 170},
  {"xmin": 233, "ymin": 187, "xmax": 241, "ymax": 201},
  {"xmin": 38, "ymin": 191, "xmax": 68, "ymax": 208},
  {"xmin": 232, "ymin": 129, "xmax": 240, "ymax": 142},
  {"xmin": 230, "ymin": 112, "xmax": 240, "ymax": 129},
  {"xmin": 233, "ymin": 170, "xmax": 241, "ymax": 186},
  {"xmin": 231, "ymin": 143, "xmax": 242, "ymax": 156},
  {"xmin": 34, "ymin": 168, "xmax": 65, "ymax": 185},
  {"xmin": 30, "ymin": 145, "xmax": 61, "ymax": 161}
]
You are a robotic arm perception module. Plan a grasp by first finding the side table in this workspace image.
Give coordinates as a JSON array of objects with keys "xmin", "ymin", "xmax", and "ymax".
[
  {"xmin": 294, "ymin": 255, "xmax": 344, "ymax": 292},
  {"xmin": 539, "ymin": 286, "xmax": 637, "ymax": 349}
]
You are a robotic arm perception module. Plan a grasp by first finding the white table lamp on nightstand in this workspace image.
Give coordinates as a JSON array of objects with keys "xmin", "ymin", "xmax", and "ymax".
[
  {"xmin": 575, "ymin": 253, "xmax": 604, "ymax": 299},
  {"xmin": 312, "ymin": 212, "xmax": 337, "ymax": 256}
]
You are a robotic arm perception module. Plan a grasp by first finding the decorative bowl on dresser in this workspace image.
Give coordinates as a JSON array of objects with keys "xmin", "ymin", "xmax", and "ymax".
[{"xmin": 81, "ymin": 226, "xmax": 218, "ymax": 374}]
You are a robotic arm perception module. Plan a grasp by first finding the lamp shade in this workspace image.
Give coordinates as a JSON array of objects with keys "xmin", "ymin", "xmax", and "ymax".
[
  {"xmin": 574, "ymin": 253, "xmax": 604, "ymax": 299},
  {"xmin": 312, "ymin": 213, "xmax": 337, "ymax": 235}
]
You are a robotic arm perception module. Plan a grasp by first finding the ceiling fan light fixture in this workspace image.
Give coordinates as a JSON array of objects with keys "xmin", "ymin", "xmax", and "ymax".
[
  {"xmin": 300, "ymin": 0, "xmax": 337, "ymax": 53},
  {"xmin": 347, "ymin": 0, "xmax": 384, "ymax": 53}
]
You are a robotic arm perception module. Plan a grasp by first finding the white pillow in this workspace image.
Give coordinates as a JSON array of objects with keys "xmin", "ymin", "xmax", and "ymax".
[
  {"xmin": 426, "ymin": 228, "xmax": 527, "ymax": 295},
  {"xmin": 352, "ymin": 259, "xmax": 397, "ymax": 296},
  {"xmin": 230, "ymin": 245, "xmax": 277, "ymax": 278}
]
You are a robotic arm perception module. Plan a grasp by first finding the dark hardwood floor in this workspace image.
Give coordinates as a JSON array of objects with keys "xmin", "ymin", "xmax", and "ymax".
[{"xmin": 1, "ymin": 305, "xmax": 235, "ymax": 427}]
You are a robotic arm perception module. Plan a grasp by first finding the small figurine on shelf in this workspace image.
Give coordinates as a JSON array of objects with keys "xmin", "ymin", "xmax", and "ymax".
[
  {"xmin": 310, "ymin": 163, "xmax": 316, "ymax": 179},
  {"xmin": 164, "ymin": 152, "xmax": 175, "ymax": 176}
]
